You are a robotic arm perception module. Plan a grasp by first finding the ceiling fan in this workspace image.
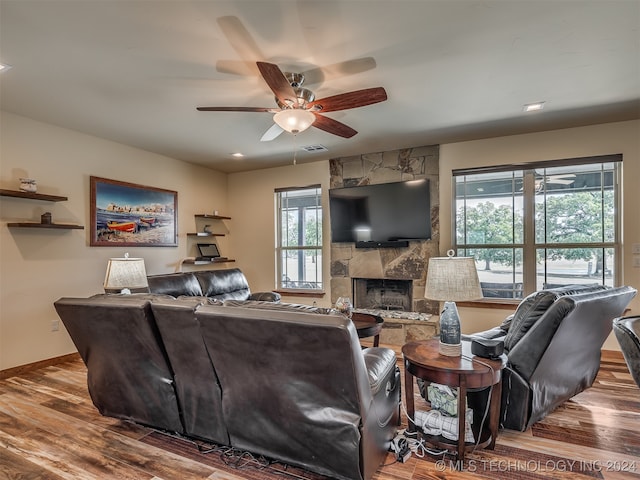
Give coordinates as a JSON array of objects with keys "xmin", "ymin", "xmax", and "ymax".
[
  {"xmin": 534, "ymin": 173, "xmax": 576, "ymax": 192},
  {"xmin": 197, "ymin": 61, "xmax": 387, "ymax": 141}
]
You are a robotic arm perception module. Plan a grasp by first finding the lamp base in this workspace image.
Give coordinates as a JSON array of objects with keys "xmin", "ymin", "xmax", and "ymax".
[{"xmin": 439, "ymin": 341, "xmax": 462, "ymax": 357}]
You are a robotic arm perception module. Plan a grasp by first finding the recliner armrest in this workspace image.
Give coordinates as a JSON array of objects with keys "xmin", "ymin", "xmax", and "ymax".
[
  {"xmin": 362, "ymin": 347, "xmax": 397, "ymax": 395},
  {"xmin": 249, "ymin": 291, "xmax": 281, "ymax": 302},
  {"xmin": 462, "ymin": 327, "xmax": 507, "ymax": 341}
]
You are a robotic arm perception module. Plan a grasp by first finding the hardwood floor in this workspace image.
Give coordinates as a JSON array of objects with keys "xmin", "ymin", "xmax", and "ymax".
[{"xmin": 1, "ymin": 349, "xmax": 638, "ymax": 480}]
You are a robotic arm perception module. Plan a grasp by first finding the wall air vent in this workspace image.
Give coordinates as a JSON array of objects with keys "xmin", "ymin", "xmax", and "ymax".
[{"xmin": 301, "ymin": 144, "xmax": 328, "ymax": 153}]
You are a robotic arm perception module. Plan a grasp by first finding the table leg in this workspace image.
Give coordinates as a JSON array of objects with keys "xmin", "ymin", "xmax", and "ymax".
[
  {"xmin": 404, "ymin": 361, "xmax": 416, "ymax": 432},
  {"xmin": 373, "ymin": 334, "xmax": 380, "ymax": 347},
  {"xmin": 458, "ymin": 382, "xmax": 466, "ymax": 462},
  {"xmin": 488, "ymin": 379, "xmax": 502, "ymax": 449}
]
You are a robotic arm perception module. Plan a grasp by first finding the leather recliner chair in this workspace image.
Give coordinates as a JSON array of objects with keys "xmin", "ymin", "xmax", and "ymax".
[
  {"xmin": 463, "ymin": 284, "xmax": 637, "ymax": 431},
  {"xmin": 612, "ymin": 316, "xmax": 640, "ymax": 387},
  {"xmin": 53, "ymin": 294, "xmax": 184, "ymax": 433}
]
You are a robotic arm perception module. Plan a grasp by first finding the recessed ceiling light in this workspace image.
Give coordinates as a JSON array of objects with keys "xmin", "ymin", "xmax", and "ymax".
[
  {"xmin": 0, "ymin": 63, "xmax": 13, "ymax": 72},
  {"xmin": 231, "ymin": 152, "xmax": 244, "ymax": 158},
  {"xmin": 523, "ymin": 101, "xmax": 545, "ymax": 112}
]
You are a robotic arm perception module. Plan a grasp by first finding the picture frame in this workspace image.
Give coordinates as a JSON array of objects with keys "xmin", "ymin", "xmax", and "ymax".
[{"xmin": 90, "ymin": 176, "xmax": 178, "ymax": 247}]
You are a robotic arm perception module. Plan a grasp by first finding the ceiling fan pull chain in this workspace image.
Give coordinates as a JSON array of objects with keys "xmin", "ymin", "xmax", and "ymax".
[{"xmin": 292, "ymin": 133, "xmax": 298, "ymax": 165}]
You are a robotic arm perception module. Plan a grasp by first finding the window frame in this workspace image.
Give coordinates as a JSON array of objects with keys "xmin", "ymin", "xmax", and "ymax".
[
  {"xmin": 452, "ymin": 154, "xmax": 622, "ymax": 303},
  {"xmin": 275, "ymin": 185, "xmax": 324, "ymax": 293}
]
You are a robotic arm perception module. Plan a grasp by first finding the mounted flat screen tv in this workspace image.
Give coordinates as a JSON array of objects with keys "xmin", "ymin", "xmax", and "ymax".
[{"xmin": 329, "ymin": 180, "xmax": 431, "ymax": 247}]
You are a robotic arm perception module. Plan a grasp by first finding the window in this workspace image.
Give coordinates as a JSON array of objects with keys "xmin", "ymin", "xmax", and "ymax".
[
  {"xmin": 276, "ymin": 186, "xmax": 323, "ymax": 290},
  {"xmin": 454, "ymin": 155, "xmax": 621, "ymax": 299}
]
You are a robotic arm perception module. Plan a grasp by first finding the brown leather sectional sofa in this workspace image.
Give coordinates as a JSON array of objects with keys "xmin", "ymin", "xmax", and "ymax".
[
  {"xmin": 146, "ymin": 267, "xmax": 282, "ymax": 302},
  {"xmin": 54, "ymin": 293, "xmax": 400, "ymax": 480}
]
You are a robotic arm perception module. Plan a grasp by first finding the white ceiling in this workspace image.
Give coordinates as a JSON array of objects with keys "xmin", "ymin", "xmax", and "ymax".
[{"xmin": 1, "ymin": 0, "xmax": 639, "ymax": 173}]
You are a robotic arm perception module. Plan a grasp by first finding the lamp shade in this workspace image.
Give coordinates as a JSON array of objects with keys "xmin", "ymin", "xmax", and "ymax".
[
  {"xmin": 103, "ymin": 255, "xmax": 148, "ymax": 293},
  {"xmin": 273, "ymin": 109, "xmax": 315, "ymax": 134},
  {"xmin": 425, "ymin": 252, "xmax": 483, "ymax": 302}
]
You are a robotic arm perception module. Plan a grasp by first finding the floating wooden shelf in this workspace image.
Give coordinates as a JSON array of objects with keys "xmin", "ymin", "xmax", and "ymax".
[
  {"xmin": 181, "ymin": 258, "xmax": 236, "ymax": 265},
  {"xmin": 194, "ymin": 214, "xmax": 231, "ymax": 220},
  {"xmin": 0, "ymin": 189, "xmax": 68, "ymax": 202},
  {"xmin": 7, "ymin": 222, "xmax": 84, "ymax": 230},
  {"xmin": 186, "ymin": 232, "xmax": 225, "ymax": 237}
]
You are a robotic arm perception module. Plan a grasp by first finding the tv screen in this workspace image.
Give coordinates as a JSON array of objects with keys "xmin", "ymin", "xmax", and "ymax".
[{"xmin": 329, "ymin": 180, "xmax": 431, "ymax": 243}]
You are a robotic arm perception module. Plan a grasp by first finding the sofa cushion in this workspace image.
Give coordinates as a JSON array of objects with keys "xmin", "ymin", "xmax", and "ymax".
[
  {"xmin": 147, "ymin": 272, "xmax": 203, "ymax": 297},
  {"xmin": 195, "ymin": 269, "xmax": 250, "ymax": 300}
]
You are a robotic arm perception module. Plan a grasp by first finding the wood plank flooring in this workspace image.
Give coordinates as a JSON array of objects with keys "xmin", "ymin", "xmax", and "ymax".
[{"xmin": 1, "ymin": 349, "xmax": 638, "ymax": 480}]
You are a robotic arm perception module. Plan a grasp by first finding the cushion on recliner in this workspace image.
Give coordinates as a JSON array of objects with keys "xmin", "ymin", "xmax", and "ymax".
[
  {"xmin": 195, "ymin": 269, "xmax": 250, "ymax": 300},
  {"xmin": 503, "ymin": 284, "xmax": 609, "ymax": 351},
  {"xmin": 546, "ymin": 283, "xmax": 608, "ymax": 296},
  {"xmin": 504, "ymin": 291, "xmax": 558, "ymax": 351},
  {"xmin": 499, "ymin": 313, "xmax": 515, "ymax": 331},
  {"xmin": 147, "ymin": 272, "xmax": 203, "ymax": 297}
]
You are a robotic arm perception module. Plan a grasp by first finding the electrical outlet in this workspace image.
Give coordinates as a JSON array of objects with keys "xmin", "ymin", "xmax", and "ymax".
[
  {"xmin": 633, "ymin": 243, "xmax": 640, "ymax": 255},
  {"xmin": 633, "ymin": 256, "xmax": 640, "ymax": 268},
  {"xmin": 51, "ymin": 319, "xmax": 60, "ymax": 332}
]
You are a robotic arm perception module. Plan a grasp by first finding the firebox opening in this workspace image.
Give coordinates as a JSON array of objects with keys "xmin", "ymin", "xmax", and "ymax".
[{"xmin": 353, "ymin": 278, "xmax": 413, "ymax": 312}]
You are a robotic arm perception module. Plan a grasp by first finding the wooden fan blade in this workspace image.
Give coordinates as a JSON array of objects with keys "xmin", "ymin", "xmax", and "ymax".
[
  {"xmin": 196, "ymin": 106, "xmax": 277, "ymax": 112},
  {"xmin": 261, "ymin": 123, "xmax": 284, "ymax": 142},
  {"xmin": 256, "ymin": 62, "xmax": 298, "ymax": 107},
  {"xmin": 307, "ymin": 87, "xmax": 387, "ymax": 113},
  {"xmin": 215, "ymin": 59, "xmax": 260, "ymax": 77},
  {"xmin": 312, "ymin": 114, "xmax": 357, "ymax": 138}
]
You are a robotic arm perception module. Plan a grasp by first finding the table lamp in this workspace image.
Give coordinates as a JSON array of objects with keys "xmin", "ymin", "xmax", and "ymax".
[
  {"xmin": 103, "ymin": 253, "xmax": 149, "ymax": 294},
  {"xmin": 425, "ymin": 250, "xmax": 483, "ymax": 356}
]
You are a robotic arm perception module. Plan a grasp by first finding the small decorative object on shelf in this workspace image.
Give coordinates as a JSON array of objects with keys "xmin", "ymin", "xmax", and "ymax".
[
  {"xmin": 335, "ymin": 296, "xmax": 353, "ymax": 318},
  {"xmin": 19, "ymin": 178, "xmax": 37, "ymax": 193},
  {"xmin": 41, "ymin": 212, "xmax": 52, "ymax": 224}
]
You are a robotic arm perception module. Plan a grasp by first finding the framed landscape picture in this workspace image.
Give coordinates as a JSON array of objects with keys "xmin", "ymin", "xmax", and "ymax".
[{"xmin": 90, "ymin": 176, "xmax": 178, "ymax": 247}]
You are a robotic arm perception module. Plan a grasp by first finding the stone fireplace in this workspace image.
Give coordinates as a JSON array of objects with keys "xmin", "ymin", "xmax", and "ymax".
[
  {"xmin": 329, "ymin": 145, "xmax": 441, "ymax": 316},
  {"xmin": 353, "ymin": 278, "xmax": 413, "ymax": 311}
]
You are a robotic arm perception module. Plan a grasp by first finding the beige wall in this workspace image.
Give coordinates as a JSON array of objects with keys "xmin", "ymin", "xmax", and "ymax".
[
  {"xmin": 2, "ymin": 113, "xmax": 637, "ymax": 370},
  {"xmin": 227, "ymin": 160, "xmax": 333, "ymax": 308},
  {"xmin": 0, "ymin": 112, "xmax": 228, "ymax": 370},
  {"xmin": 439, "ymin": 120, "xmax": 640, "ymax": 349}
]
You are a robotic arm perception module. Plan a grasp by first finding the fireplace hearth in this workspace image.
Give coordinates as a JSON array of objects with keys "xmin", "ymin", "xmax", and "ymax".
[{"xmin": 353, "ymin": 278, "xmax": 412, "ymax": 312}]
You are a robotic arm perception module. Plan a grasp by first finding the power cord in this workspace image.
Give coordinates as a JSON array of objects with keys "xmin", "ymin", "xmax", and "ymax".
[
  {"xmin": 462, "ymin": 353, "xmax": 495, "ymax": 453},
  {"xmin": 400, "ymin": 402, "xmax": 449, "ymax": 457},
  {"xmin": 403, "ymin": 355, "xmax": 497, "ymax": 456}
]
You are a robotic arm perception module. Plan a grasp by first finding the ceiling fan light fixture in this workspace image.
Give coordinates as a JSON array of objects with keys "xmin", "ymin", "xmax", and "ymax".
[{"xmin": 273, "ymin": 109, "xmax": 315, "ymax": 134}]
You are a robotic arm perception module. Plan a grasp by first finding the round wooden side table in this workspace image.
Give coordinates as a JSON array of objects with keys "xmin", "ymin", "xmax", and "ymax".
[
  {"xmin": 351, "ymin": 311, "xmax": 384, "ymax": 346},
  {"xmin": 402, "ymin": 338, "xmax": 506, "ymax": 461}
]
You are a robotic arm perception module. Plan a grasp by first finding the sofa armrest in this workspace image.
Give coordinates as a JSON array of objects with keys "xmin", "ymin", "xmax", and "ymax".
[{"xmin": 249, "ymin": 291, "xmax": 281, "ymax": 302}]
